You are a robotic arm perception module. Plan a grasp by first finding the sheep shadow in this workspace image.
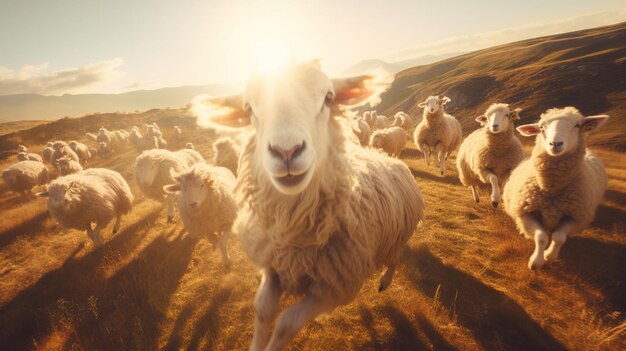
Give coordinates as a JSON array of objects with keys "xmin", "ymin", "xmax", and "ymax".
[
  {"xmin": 591, "ymin": 204, "xmax": 626, "ymax": 231},
  {"xmin": 410, "ymin": 167, "xmax": 459, "ymax": 185},
  {"xmin": 403, "ymin": 246, "xmax": 567, "ymax": 351},
  {"xmin": 0, "ymin": 210, "xmax": 49, "ymax": 249},
  {"xmin": 559, "ymin": 236, "xmax": 626, "ymax": 311}
]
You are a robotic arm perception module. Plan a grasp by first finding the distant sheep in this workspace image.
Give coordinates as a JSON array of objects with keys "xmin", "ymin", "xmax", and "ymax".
[
  {"xmin": 212, "ymin": 137, "xmax": 242, "ymax": 176},
  {"xmin": 413, "ymin": 96, "xmax": 462, "ymax": 175},
  {"xmin": 85, "ymin": 132, "xmax": 97, "ymax": 141},
  {"xmin": 352, "ymin": 119, "xmax": 372, "ymax": 146},
  {"xmin": 17, "ymin": 145, "xmax": 28, "ymax": 153},
  {"xmin": 42, "ymin": 146, "xmax": 54, "ymax": 164},
  {"xmin": 57, "ymin": 156, "xmax": 84, "ymax": 176},
  {"xmin": 456, "ymin": 103, "xmax": 525, "ymax": 207},
  {"xmin": 392, "ymin": 111, "xmax": 416, "ymax": 130},
  {"xmin": 164, "ymin": 164, "xmax": 237, "ymax": 267},
  {"xmin": 50, "ymin": 141, "xmax": 80, "ymax": 166},
  {"xmin": 17, "ymin": 152, "xmax": 44, "ymax": 163},
  {"xmin": 134, "ymin": 148, "xmax": 205, "ymax": 223},
  {"xmin": 68, "ymin": 141, "xmax": 92, "ymax": 164},
  {"xmin": 2, "ymin": 161, "xmax": 49, "ymax": 199},
  {"xmin": 503, "ymin": 107, "xmax": 609, "ymax": 270},
  {"xmin": 37, "ymin": 168, "xmax": 134, "ymax": 247},
  {"xmin": 369, "ymin": 126, "xmax": 407, "ymax": 157}
]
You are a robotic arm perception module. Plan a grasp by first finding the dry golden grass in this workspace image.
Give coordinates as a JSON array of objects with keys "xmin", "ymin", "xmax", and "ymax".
[{"xmin": 0, "ymin": 110, "xmax": 624, "ymax": 350}]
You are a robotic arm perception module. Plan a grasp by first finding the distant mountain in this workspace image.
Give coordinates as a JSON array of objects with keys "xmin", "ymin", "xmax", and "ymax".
[
  {"xmin": 372, "ymin": 22, "xmax": 626, "ymax": 150},
  {"xmin": 0, "ymin": 84, "xmax": 239, "ymax": 123},
  {"xmin": 341, "ymin": 52, "xmax": 463, "ymax": 76}
]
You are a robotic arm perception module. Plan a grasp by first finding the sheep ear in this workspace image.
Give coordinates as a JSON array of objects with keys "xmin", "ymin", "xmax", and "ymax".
[
  {"xmin": 581, "ymin": 115, "xmax": 609, "ymax": 133},
  {"xmin": 418, "ymin": 102, "xmax": 426, "ymax": 108},
  {"xmin": 441, "ymin": 96, "xmax": 451, "ymax": 105},
  {"xmin": 35, "ymin": 191, "xmax": 49, "ymax": 197},
  {"xmin": 475, "ymin": 115, "xmax": 487, "ymax": 125},
  {"xmin": 331, "ymin": 73, "xmax": 392, "ymax": 107},
  {"xmin": 510, "ymin": 108, "xmax": 522, "ymax": 120},
  {"xmin": 517, "ymin": 123, "xmax": 541, "ymax": 136},
  {"xmin": 163, "ymin": 184, "xmax": 181, "ymax": 194},
  {"xmin": 191, "ymin": 93, "xmax": 251, "ymax": 130}
]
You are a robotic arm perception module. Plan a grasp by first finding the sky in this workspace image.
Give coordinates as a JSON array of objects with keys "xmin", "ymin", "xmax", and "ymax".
[{"xmin": 0, "ymin": 0, "xmax": 624, "ymax": 95}]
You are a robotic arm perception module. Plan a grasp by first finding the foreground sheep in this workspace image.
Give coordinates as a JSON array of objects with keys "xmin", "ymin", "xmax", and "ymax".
[
  {"xmin": 456, "ymin": 103, "xmax": 525, "ymax": 207},
  {"xmin": 503, "ymin": 107, "xmax": 609, "ymax": 270},
  {"xmin": 369, "ymin": 126, "xmax": 407, "ymax": 157},
  {"xmin": 134, "ymin": 148, "xmax": 205, "ymax": 223},
  {"xmin": 37, "ymin": 168, "xmax": 133, "ymax": 247},
  {"xmin": 164, "ymin": 164, "xmax": 236, "ymax": 267},
  {"xmin": 2, "ymin": 161, "xmax": 49, "ymax": 198},
  {"xmin": 193, "ymin": 61, "xmax": 425, "ymax": 350},
  {"xmin": 413, "ymin": 96, "xmax": 462, "ymax": 175},
  {"xmin": 57, "ymin": 156, "xmax": 84, "ymax": 175},
  {"xmin": 212, "ymin": 137, "xmax": 242, "ymax": 176},
  {"xmin": 17, "ymin": 152, "xmax": 44, "ymax": 163}
]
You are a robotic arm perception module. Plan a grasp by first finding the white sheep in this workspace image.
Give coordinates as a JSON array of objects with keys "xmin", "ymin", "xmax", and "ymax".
[
  {"xmin": 163, "ymin": 164, "xmax": 237, "ymax": 267},
  {"xmin": 17, "ymin": 152, "xmax": 44, "ymax": 163},
  {"xmin": 42, "ymin": 146, "xmax": 54, "ymax": 164},
  {"xmin": 50, "ymin": 141, "xmax": 80, "ymax": 166},
  {"xmin": 97, "ymin": 141, "xmax": 111, "ymax": 159},
  {"xmin": 392, "ymin": 111, "xmax": 415, "ymax": 130},
  {"xmin": 128, "ymin": 128, "xmax": 143, "ymax": 146},
  {"xmin": 2, "ymin": 161, "xmax": 49, "ymax": 199},
  {"xmin": 456, "ymin": 103, "xmax": 525, "ymax": 207},
  {"xmin": 36, "ymin": 168, "xmax": 134, "ymax": 247},
  {"xmin": 413, "ymin": 95, "xmax": 462, "ymax": 175},
  {"xmin": 369, "ymin": 126, "xmax": 408, "ymax": 158},
  {"xmin": 68, "ymin": 141, "xmax": 92, "ymax": 164},
  {"xmin": 352, "ymin": 118, "xmax": 372, "ymax": 146},
  {"xmin": 134, "ymin": 148, "xmax": 205, "ymax": 223},
  {"xmin": 502, "ymin": 107, "xmax": 609, "ymax": 270},
  {"xmin": 212, "ymin": 137, "xmax": 242, "ymax": 176},
  {"xmin": 373, "ymin": 111, "xmax": 390, "ymax": 130},
  {"xmin": 193, "ymin": 61, "xmax": 425, "ymax": 350},
  {"xmin": 57, "ymin": 156, "xmax": 84, "ymax": 175}
]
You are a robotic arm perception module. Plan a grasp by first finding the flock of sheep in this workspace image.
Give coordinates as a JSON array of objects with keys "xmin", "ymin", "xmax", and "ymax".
[{"xmin": 1, "ymin": 61, "xmax": 610, "ymax": 351}]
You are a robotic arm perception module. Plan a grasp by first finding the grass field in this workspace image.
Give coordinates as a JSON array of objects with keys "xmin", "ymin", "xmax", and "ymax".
[{"xmin": 0, "ymin": 110, "xmax": 624, "ymax": 350}]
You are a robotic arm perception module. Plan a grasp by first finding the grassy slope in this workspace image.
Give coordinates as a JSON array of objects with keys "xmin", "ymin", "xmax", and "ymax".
[
  {"xmin": 0, "ymin": 109, "xmax": 624, "ymax": 350},
  {"xmin": 0, "ymin": 120, "xmax": 49, "ymax": 137}
]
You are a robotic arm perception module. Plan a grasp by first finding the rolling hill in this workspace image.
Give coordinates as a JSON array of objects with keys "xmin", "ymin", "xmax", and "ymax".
[{"xmin": 373, "ymin": 22, "xmax": 626, "ymax": 150}]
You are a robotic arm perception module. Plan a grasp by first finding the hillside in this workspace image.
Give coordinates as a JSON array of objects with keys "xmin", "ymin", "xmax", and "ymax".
[
  {"xmin": 0, "ymin": 120, "xmax": 49, "ymax": 136},
  {"xmin": 374, "ymin": 22, "xmax": 626, "ymax": 150},
  {"xmin": 341, "ymin": 52, "xmax": 462, "ymax": 76},
  {"xmin": 0, "ymin": 84, "xmax": 238, "ymax": 123}
]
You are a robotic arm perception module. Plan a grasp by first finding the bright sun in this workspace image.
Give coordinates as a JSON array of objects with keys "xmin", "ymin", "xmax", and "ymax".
[{"xmin": 252, "ymin": 38, "xmax": 293, "ymax": 75}]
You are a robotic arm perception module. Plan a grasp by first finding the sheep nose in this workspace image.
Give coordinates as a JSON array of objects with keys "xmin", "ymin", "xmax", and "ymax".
[
  {"xmin": 189, "ymin": 201, "xmax": 198, "ymax": 208},
  {"xmin": 492, "ymin": 124, "xmax": 499, "ymax": 129},
  {"xmin": 549, "ymin": 141, "xmax": 563, "ymax": 147},
  {"xmin": 268, "ymin": 142, "xmax": 306, "ymax": 166}
]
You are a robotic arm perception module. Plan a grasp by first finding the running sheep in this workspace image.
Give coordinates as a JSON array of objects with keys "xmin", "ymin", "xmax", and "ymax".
[
  {"xmin": 502, "ymin": 107, "xmax": 609, "ymax": 270},
  {"xmin": 456, "ymin": 103, "xmax": 525, "ymax": 207},
  {"xmin": 36, "ymin": 168, "xmax": 134, "ymax": 247},
  {"xmin": 2, "ymin": 161, "xmax": 49, "ymax": 199},
  {"xmin": 57, "ymin": 156, "xmax": 84, "ymax": 175},
  {"xmin": 50, "ymin": 141, "xmax": 80, "ymax": 166},
  {"xmin": 17, "ymin": 152, "xmax": 44, "ymax": 163},
  {"xmin": 68, "ymin": 141, "xmax": 92, "ymax": 164},
  {"xmin": 369, "ymin": 126, "xmax": 407, "ymax": 157},
  {"xmin": 193, "ymin": 61, "xmax": 425, "ymax": 350}
]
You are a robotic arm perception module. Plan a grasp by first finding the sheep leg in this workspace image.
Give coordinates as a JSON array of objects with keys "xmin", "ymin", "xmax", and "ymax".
[
  {"xmin": 251, "ymin": 270, "xmax": 282, "ymax": 351},
  {"xmin": 264, "ymin": 295, "xmax": 336, "ymax": 351},
  {"xmin": 219, "ymin": 230, "xmax": 232, "ymax": 268},
  {"xmin": 421, "ymin": 144, "xmax": 430, "ymax": 165},
  {"xmin": 166, "ymin": 194, "xmax": 175, "ymax": 223},
  {"xmin": 112, "ymin": 215, "xmax": 121, "ymax": 234},
  {"xmin": 480, "ymin": 170, "xmax": 500, "ymax": 208},
  {"xmin": 470, "ymin": 186, "xmax": 480, "ymax": 203},
  {"xmin": 434, "ymin": 144, "xmax": 445, "ymax": 175},
  {"xmin": 544, "ymin": 218, "xmax": 579, "ymax": 261},
  {"xmin": 520, "ymin": 214, "xmax": 548, "ymax": 270},
  {"xmin": 86, "ymin": 223, "xmax": 104, "ymax": 247},
  {"xmin": 378, "ymin": 264, "xmax": 396, "ymax": 292}
]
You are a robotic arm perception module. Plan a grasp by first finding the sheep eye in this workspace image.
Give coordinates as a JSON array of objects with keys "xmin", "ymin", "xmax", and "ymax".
[
  {"xmin": 323, "ymin": 92, "xmax": 333, "ymax": 109},
  {"xmin": 574, "ymin": 123, "xmax": 581, "ymax": 128}
]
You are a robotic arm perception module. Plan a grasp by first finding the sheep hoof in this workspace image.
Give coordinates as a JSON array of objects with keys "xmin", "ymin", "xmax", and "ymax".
[
  {"xmin": 378, "ymin": 283, "xmax": 386, "ymax": 293},
  {"xmin": 167, "ymin": 215, "xmax": 174, "ymax": 224},
  {"xmin": 492, "ymin": 201, "xmax": 498, "ymax": 208}
]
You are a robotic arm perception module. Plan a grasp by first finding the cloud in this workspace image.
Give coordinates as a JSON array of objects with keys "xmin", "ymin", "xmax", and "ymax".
[
  {"xmin": 0, "ymin": 58, "xmax": 124, "ymax": 95},
  {"xmin": 384, "ymin": 9, "xmax": 626, "ymax": 62}
]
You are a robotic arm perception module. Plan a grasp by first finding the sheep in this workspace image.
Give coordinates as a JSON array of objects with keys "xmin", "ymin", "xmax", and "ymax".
[
  {"xmin": 128, "ymin": 128, "xmax": 143, "ymax": 146},
  {"xmin": 57, "ymin": 156, "xmax": 84, "ymax": 175},
  {"xmin": 371, "ymin": 111, "xmax": 390, "ymax": 130},
  {"xmin": 212, "ymin": 137, "xmax": 242, "ymax": 176},
  {"xmin": 17, "ymin": 152, "xmax": 44, "ymax": 163},
  {"xmin": 134, "ymin": 136, "xmax": 159, "ymax": 152},
  {"xmin": 36, "ymin": 168, "xmax": 133, "ymax": 247},
  {"xmin": 2, "ymin": 161, "xmax": 49, "ymax": 199},
  {"xmin": 143, "ymin": 125, "xmax": 167, "ymax": 148},
  {"xmin": 163, "ymin": 164, "xmax": 237, "ymax": 267},
  {"xmin": 502, "ymin": 107, "xmax": 609, "ymax": 270},
  {"xmin": 134, "ymin": 148, "xmax": 205, "ymax": 223},
  {"xmin": 392, "ymin": 111, "xmax": 415, "ymax": 130},
  {"xmin": 42, "ymin": 146, "xmax": 54, "ymax": 164},
  {"xmin": 352, "ymin": 119, "xmax": 372, "ymax": 146},
  {"xmin": 50, "ymin": 141, "xmax": 80, "ymax": 166},
  {"xmin": 362, "ymin": 110, "xmax": 374, "ymax": 126},
  {"xmin": 17, "ymin": 145, "xmax": 28, "ymax": 153},
  {"xmin": 193, "ymin": 61, "xmax": 425, "ymax": 350},
  {"xmin": 85, "ymin": 132, "xmax": 97, "ymax": 141},
  {"xmin": 68, "ymin": 141, "xmax": 92, "ymax": 164},
  {"xmin": 97, "ymin": 127, "xmax": 124, "ymax": 154},
  {"xmin": 97, "ymin": 142, "xmax": 111, "ymax": 159},
  {"xmin": 456, "ymin": 103, "xmax": 525, "ymax": 208},
  {"xmin": 89, "ymin": 147, "xmax": 98, "ymax": 159},
  {"xmin": 413, "ymin": 95, "xmax": 462, "ymax": 175},
  {"xmin": 369, "ymin": 126, "xmax": 408, "ymax": 157},
  {"xmin": 185, "ymin": 142, "xmax": 194, "ymax": 150}
]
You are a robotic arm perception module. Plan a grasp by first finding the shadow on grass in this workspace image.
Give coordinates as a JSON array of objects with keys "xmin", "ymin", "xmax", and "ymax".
[
  {"xmin": 592, "ymin": 204, "xmax": 626, "ymax": 230},
  {"xmin": 0, "ymin": 210, "xmax": 49, "ymax": 249},
  {"xmin": 403, "ymin": 245, "xmax": 567, "ymax": 351},
  {"xmin": 410, "ymin": 167, "xmax": 459, "ymax": 185}
]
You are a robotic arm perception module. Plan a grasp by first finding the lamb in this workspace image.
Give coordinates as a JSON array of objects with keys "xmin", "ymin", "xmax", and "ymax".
[
  {"xmin": 352, "ymin": 118, "xmax": 372, "ymax": 146},
  {"xmin": 68, "ymin": 141, "xmax": 92, "ymax": 164},
  {"xmin": 2, "ymin": 161, "xmax": 49, "ymax": 199},
  {"xmin": 17, "ymin": 152, "xmax": 44, "ymax": 163},
  {"xmin": 50, "ymin": 141, "xmax": 80, "ymax": 166},
  {"xmin": 502, "ymin": 107, "xmax": 609, "ymax": 270},
  {"xmin": 57, "ymin": 156, "xmax": 84, "ymax": 175},
  {"xmin": 163, "ymin": 164, "xmax": 237, "ymax": 267},
  {"xmin": 456, "ymin": 103, "xmax": 525, "ymax": 208},
  {"xmin": 134, "ymin": 148, "xmax": 205, "ymax": 223},
  {"xmin": 193, "ymin": 61, "xmax": 425, "ymax": 350},
  {"xmin": 369, "ymin": 126, "xmax": 408, "ymax": 158},
  {"xmin": 413, "ymin": 95, "xmax": 462, "ymax": 175},
  {"xmin": 36, "ymin": 168, "xmax": 133, "ymax": 247},
  {"xmin": 212, "ymin": 137, "xmax": 242, "ymax": 176}
]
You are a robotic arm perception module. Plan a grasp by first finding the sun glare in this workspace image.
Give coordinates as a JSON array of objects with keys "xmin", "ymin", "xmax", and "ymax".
[{"xmin": 253, "ymin": 38, "xmax": 293, "ymax": 75}]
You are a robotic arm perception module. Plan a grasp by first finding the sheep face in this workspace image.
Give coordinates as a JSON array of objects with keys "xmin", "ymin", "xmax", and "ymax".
[
  {"xmin": 52, "ymin": 141, "xmax": 67, "ymax": 151},
  {"xmin": 17, "ymin": 152, "xmax": 27, "ymax": 161},
  {"xmin": 165, "ymin": 168, "xmax": 210, "ymax": 208},
  {"xmin": 476, "ymin": 105, "xmax": 521, "ymax": 134},
  {"xmin": 134, "ymin": 157, "xmax": 159, "ymax": 186},
  {"xmin": 193, "ymin": 61, "xmax": 390, "ymax": 195},
  {"xmin": 370, "ymin": 133, "xmax": 385, "ymax": 150},
  {"xmin": 418, "ymin": 96, "xmax": 450, "ymax": 114},
  {"xmin": 42, "ymin": 182, "xmax": 81, "ymax": 213},
  {"xmin": 517, "ymin": 107, "xmax": 609, "ymax": 157}
]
